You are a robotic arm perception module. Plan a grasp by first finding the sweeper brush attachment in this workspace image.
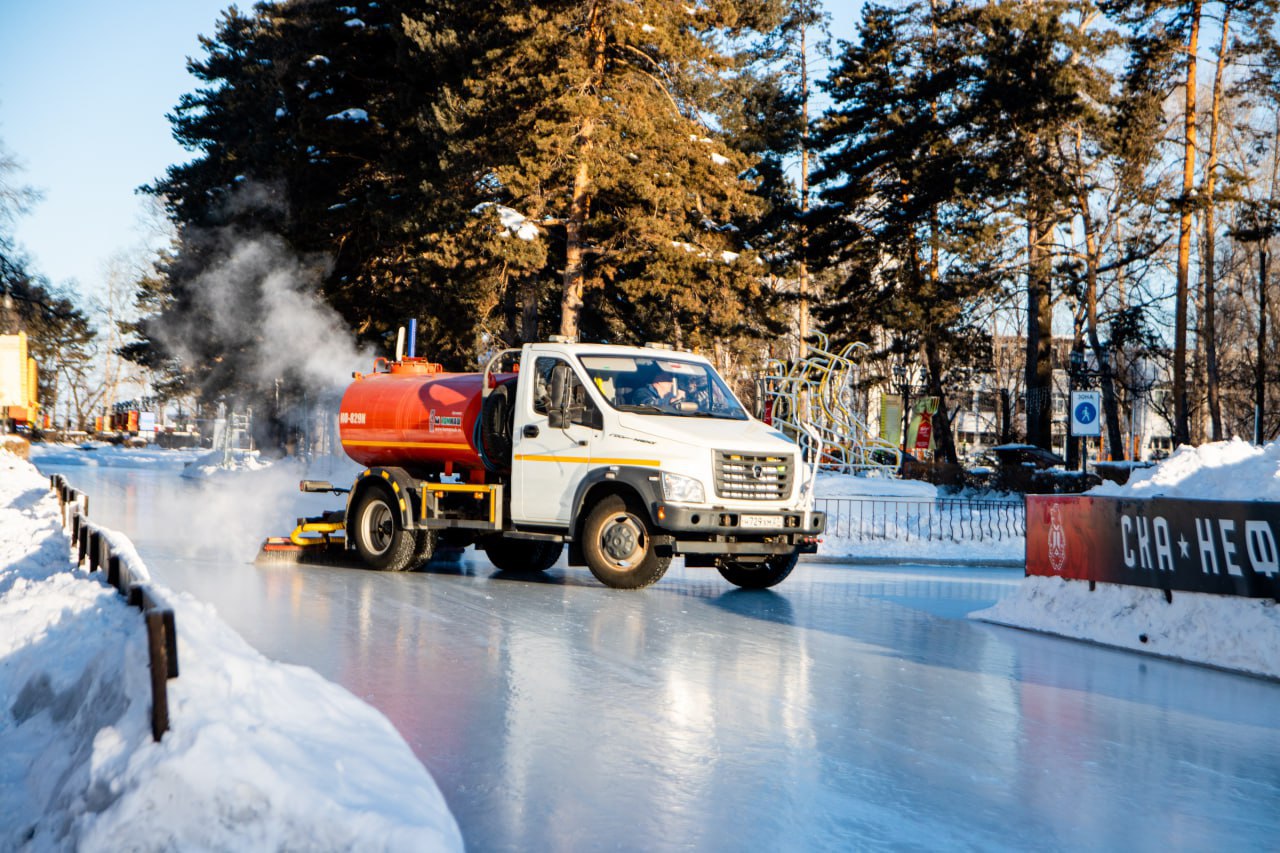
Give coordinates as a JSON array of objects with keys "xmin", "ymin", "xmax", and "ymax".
[{"xmin": 254, "ymin": 511, "xmax": 361, "ymax": 567}]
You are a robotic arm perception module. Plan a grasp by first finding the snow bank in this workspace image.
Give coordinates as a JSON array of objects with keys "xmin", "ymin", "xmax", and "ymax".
[
  {"xmin": 975, "ymin": 576, "xmax": 1280, "ymax": 680},
  {"xmin": 0, "ymin": 452, "xmax": 463, "ymax": 851},
  {"xmin": 974, "ymin": 440, "xmax": 1280, "ymax": 679},
  {"xmin": 32, "ymin": 442, "xmax": 193, "ymax": 469},
  {"xmin": 1089, "ymin": 437, "xmax": 1280, "ymax": 500}
]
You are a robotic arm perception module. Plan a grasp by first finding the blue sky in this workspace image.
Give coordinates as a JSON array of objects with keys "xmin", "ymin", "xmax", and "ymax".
[
  {"xmin": 0, "ymin": 0, "xmax": 235, "ymax": 301},
  {"xmin": 0, "ymin": 1, "xmax": 863, "ymax": 310}
]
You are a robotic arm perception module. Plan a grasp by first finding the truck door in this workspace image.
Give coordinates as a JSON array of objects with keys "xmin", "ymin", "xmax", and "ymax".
[{"xmin": 511, "ymin": 356, "xmax": 599, "ymax": 525}]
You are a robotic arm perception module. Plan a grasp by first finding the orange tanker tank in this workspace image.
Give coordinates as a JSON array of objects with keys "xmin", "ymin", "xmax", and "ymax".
[{"xmin": 338, "ymin": 358, "xmax": 491, "ymax": 473}]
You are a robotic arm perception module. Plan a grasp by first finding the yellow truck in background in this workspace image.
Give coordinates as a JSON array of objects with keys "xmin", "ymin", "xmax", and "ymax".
[{"xmin": 1, "ymin": 332, "xmax": 39, "ymax": 432}]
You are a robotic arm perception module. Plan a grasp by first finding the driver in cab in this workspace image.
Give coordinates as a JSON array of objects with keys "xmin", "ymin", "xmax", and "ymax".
[{"xmin": 631, "ymin": 366, "xmax": 686, "ymax": 411}]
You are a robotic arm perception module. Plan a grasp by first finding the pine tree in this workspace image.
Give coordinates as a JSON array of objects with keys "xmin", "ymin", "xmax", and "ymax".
[
  {"xmin": 404, "ymin": 0, "xmax": 777, "ymax": 351},
  {"xmin": 812, "ymin": 1, "xmax": 1000, "ymax": 463}
]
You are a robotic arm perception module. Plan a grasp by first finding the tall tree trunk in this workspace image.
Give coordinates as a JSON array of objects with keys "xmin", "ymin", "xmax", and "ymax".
[
  {"xmin": 1083, "ymin": 224, "xmax": 1124, "ymax": 462},
  {"xmin": 1026, "ymin": 207, "xmax": 1054, "ymax": 450},
  {"xmin": 797, "ymin": 19, "xmax": 811, "ymax": 360},
  {"xmin": 924, "ymin": 335, "xmax": 959, "ymax": 464},
  {"xmin": 1257, "ymin": 112, "xmax": 1280, "ymax": 443},
  {"xmin": 1202, "ymin": 8, "xmax": 1230, "ymax": 441},
  {"xmin": 521, "ymin": 280, "xmax": 539, "ymax": 342},
  {"xmin": 559, "ymin": 3, "xmax": 607, "ymax": 340},
  {"xmin": 1173, "ymin": 0, "xmax": 1202, "ymax": 447},
  {"xmin": 1256, "ymin": 243, "xmax": 1269, "ymax": 444}
]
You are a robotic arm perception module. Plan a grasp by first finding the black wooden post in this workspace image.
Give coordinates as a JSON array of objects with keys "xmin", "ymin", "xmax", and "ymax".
[
  {"xmin": 145, "ymin": 611, "xmax": 170, "ymax": 741},
  {"xmin": 107, "ymin": 555, "xmax": 121, "ymax": 591}
]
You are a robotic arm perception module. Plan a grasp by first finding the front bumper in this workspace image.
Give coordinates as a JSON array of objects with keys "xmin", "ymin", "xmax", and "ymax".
[{"xmin": 652, "ymin": 504, "xmax": 825, "ymax": 556}]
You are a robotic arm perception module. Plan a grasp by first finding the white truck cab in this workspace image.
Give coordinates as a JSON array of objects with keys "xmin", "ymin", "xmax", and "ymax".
[{"xmin": 489, "ymin": 341, "xmax": 825, "ymax": 588}]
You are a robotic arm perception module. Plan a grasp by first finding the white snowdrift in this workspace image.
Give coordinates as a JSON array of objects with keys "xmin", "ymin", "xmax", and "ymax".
[
  {"xmin": 974, "ymin": 439, "xmax": 1280, "ymax": 679},
  {"xmin": 0, "ymin": 451, "xmax": 463, "ymax": 851},
  {"xmin": 1090, "ymin": 436, "xmax": 1280, "ymax": 501}
]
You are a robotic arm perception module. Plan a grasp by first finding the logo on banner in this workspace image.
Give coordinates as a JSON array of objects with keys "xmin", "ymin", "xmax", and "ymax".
[{"xmin": 1048, "ymin": 504, "xmax": 1067, "ymax": 573}]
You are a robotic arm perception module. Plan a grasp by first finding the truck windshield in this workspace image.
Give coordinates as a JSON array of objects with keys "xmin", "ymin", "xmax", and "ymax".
[{"xmin": 577, "ymin": 354, "xmax": 749, "ymax": 420}]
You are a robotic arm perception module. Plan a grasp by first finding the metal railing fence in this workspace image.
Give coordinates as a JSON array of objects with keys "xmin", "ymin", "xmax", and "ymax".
[{"xmin": 814, "ymin": 496, "xmax": 1026, "ymax": 544}]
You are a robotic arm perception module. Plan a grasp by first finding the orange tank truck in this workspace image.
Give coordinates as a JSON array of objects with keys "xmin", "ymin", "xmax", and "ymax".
[{"xmin": 337, "ymin": 358, "xmax": 502, "ymax": 475}]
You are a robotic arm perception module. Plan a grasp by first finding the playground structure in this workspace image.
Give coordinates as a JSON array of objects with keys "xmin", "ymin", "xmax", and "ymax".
[{"xmin": 760, "ymin": 334, "xmax": 902, "ymax": 476}]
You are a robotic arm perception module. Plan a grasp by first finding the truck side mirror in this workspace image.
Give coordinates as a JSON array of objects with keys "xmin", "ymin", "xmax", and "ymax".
[{"xmin": 548, "ymin": 364, "xmax": 571, "ymax": 429}]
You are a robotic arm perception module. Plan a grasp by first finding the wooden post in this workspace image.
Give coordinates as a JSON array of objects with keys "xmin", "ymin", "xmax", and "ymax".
[
  {"xmin": 88, "ymin": 530, "xmax": 101, "ymax": 572},
  {"xmin": 107, "ymin": 555, "xmax": 121, "ymax": 592},
  {"xmin": 145, "ymin": 611, "xmax": 170, "ymax": 741},
  {"xmin": 162, "ymin": 610, "xmax": 179, "ymax": 678}
]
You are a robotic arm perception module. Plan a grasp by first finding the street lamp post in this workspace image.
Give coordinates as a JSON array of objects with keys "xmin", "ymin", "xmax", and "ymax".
[
  {"xmin": 1068, "ymin": 349, "xmax": 1084, "ymax": 470},
  {"xmin": 893, "ymin": 364, "xmax": 910, "ymax": 454},
  {"xmin": 1230, "ymin": 205, "xmax": 1276, "ymax": 446}
]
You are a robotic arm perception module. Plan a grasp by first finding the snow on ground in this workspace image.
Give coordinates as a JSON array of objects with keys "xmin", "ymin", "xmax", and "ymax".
[
  {"xmin": 0, "ymin": 450, "xmax": 463, "ymax": 851},
  {"xmin": 31, "ymin": 441, "xmax": 195, "ymax": 469},
  {"xmin": 974, "ymin": 439, "xmax": 1280, "ymax": 680}
]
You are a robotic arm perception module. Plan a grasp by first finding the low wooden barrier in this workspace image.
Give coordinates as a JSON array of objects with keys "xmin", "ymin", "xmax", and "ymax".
[{"xmin": 49, "ymin": 474, "xmax": 179, "ymax": 742}]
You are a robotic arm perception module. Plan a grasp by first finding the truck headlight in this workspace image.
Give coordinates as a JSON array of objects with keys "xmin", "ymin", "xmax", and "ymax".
[{"xmin": 661, "ymin": 471, "xmax": 705, "ymax": 504}]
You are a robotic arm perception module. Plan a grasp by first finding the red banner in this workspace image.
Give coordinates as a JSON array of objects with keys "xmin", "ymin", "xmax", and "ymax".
[
  {"xmin": 1026, "ymin": 495, "xmax": 1280, "ymax": 599},
  {"xmin": 913, "ymin": 411, "xmax": 932, "ymax": 452}
]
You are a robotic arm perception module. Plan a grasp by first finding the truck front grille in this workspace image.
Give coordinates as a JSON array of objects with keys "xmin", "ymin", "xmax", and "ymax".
[{"xmin": 714, "ymin": 452, "xmax": 793, "ymax": 501}]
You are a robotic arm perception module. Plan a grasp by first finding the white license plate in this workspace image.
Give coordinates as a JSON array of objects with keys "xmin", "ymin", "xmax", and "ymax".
[{"xmin": 739, "ymin": 514, "xmax": 777, "ymax": 529}]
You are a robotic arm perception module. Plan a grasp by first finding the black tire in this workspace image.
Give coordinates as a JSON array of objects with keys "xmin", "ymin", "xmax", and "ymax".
[
  {"xmin": 410, "ymin": 529, "xmax": 437, "ymax": 569},
  {"xmin": 581, "ymin": 495, "xmax": 670, "ymax": 589},
  {"xmin": 716, "ymin": 552, "xmax": 799, "ymax": 589},
  {"xmin": 480, "ymin": 382, "xmax": 515, "ymax": 469},
  {"xmin": 351, "ymin": 485, "xmax": 416, "ymax": 571},
  {"xmin": 481, "ymin": 536, "xmax": 564, "ymax": 573}
]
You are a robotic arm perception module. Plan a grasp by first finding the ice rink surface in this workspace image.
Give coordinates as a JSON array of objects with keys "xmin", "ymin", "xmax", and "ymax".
[{"xmin": 38, "ymin": 460, "xmax": 1280, "ymax": 852}]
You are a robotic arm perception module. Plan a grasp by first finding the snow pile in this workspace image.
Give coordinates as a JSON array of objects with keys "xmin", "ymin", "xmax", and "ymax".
[
  {"xmin": 974, "ymin": 440, "xmax": 1280, "ymax": 679},
  {"xmin": 1090, "ymin": 437, "xmax": 1280, "ymax": 500},
  {"xmin": 813, "ymin": 471, "xmax": 1024, "ymax": 563},
  {"xmin": 0, "ymin": 452, "xmax": 463, "ymax": 851},
  {"xmin": 180, "ymin": 447, "xmax": 274, "ymax": 480}
]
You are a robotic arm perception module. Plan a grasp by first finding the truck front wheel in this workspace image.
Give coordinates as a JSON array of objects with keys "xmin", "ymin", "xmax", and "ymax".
[
  {"xmin": 716, "ymin": 552, "xmax": 799, "ymax": 589},
  {"xmin": 352, "ymin": 485, "xmax": 416, "ymax": 572},
  {"xmin": 582, "ymin": 495, "xmax": 670, "ymax": 589}
]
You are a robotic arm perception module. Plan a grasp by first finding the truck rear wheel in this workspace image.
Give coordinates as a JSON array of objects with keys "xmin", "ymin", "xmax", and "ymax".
[
  {"xmin": 716, "ymin": 552, "xmax": 799, "ymax": 589},
  {"xmin": 582, "ymin": 495, "xmax": 670, "ymax": 589},
  {"xmin": 352, "ymin": 485, "xmax": 416, "ymax": 572},
  {"xmin": 411, "ymin": 529, "xmax": 437, "ymax": 569},
  {"xmin": 481, "ymin": 536, "xmax": 563, "ymax": 573}
]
